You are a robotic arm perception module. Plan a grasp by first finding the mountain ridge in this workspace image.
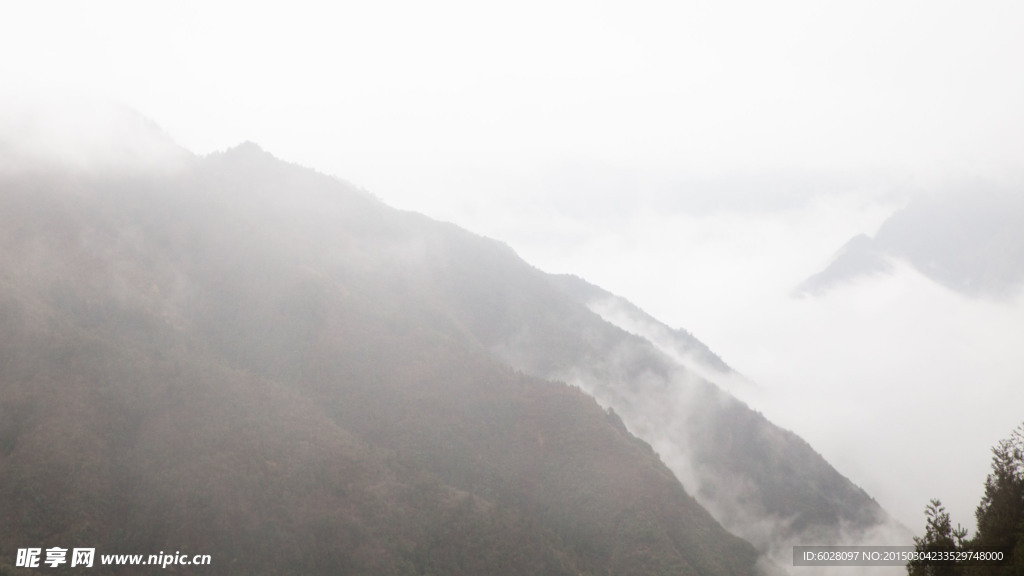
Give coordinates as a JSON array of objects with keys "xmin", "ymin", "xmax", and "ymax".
[
  {"xmin": 0, "ymin": 136, "xmax": 766, "ymax": 575},
  {"xmin": 797, "ymin": 188, "xmax": 1024, "ymax": 299}
]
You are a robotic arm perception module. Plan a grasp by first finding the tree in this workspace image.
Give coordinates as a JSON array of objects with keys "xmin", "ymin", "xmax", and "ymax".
[
  {"xmin": 907, "ymin": 499, "xmax": 967, "ymax": 576},
  {"xmin": 908, "ymin": 422, "xmax": 1024, "ymax": 576},
  {"xmin": 971, "ymin": 423, "xmax": 1024, "ymax": 576}
]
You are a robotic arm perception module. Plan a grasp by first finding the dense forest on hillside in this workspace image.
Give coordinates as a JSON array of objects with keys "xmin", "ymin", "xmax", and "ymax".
[
  {"xmin": 0, "ymin": 144, "xmax": 765, "ymax": 575},
  {"xmin": 467, "ymin": 270, "xmax": 900, "ymax": 552}
]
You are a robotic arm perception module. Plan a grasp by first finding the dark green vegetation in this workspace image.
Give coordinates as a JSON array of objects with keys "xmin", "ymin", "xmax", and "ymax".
[
  {"xmin": 0, "ymin": 143, "xmax": 765, "ymax": 575},
  {"xmin": 908, "ymin": 424, "xmax": 1024, "ymax": 576}
]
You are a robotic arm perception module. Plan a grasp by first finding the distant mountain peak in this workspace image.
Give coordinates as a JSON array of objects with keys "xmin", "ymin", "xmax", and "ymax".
[
  {"xmin": 796, "ymin": 190, "xmax": 1024, "ymax": 298},
  {"xmin": 208, "ymin": 141, "xmax": 279, "ymax": 166},
  {"xmin": 794, "ymin": 233, "xmax": 893, "ymax": 296},
  {"xmin": 226, "ymin": 140, "xmax": 267, "ymax": 155}
]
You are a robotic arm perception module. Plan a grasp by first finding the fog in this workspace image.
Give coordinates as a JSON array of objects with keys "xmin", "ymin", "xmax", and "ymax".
[
  {"xmin": 548, "ymin": 281, "xmax": 917, "ymax": 576},
  {"xmin": 6, "ymin": 0, "xmax": 1024, "ymax": 560},
  {"xmin": 0, "ymin": 93, "xmax": 190, "ymax": 175},
  {"xmin": 496, "ymin": 179, "xmax": 1024, "ymax": 531}
]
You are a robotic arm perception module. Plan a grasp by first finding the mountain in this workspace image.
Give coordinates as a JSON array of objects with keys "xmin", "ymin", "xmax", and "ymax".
[
  {"xmin": 0, "ymin": 134, "xmax": 766, "ymax": 574},
  {"xmin": 797, "ymin": 188, "xmax": 1024, "ymax": 298},
  {"xmin": 550, "ymin": 275, "xmax": 734, "ymax": 377},
  {"xmin": 795, "ymin": 233, "xmax": 893, "ymax": 295},
  {"xmin": 469, "ymin": 273, "xmax": 904, "ymax": 556}
]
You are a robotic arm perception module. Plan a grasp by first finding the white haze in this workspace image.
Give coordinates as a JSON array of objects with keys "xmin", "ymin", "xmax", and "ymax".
[
  {"xmin": 513, "ymin": 187, "xmax": 1024, "ymax": 531},
  {"xmin": 0, "ymin": 93, "xmax": 190, "ymax": 175},
  {"xmin": 5, "ymin": 0, "xmax": 1024, "ymax": 560},
  {"xmin": 549, "ymin": 304, "xmax": 915, "ymax": 576}
]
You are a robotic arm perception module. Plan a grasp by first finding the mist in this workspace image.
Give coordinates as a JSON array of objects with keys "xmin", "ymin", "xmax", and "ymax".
[
  {"xmin": 507, "ymin": 182, "xmax": 1024, "ymax": 574},
  {"xmin": 545, "ymin": 284, "xmax": 916, "ymax": 576},
  {"xmin": 474, "ymin": 177, "xmax": 1024, "ymax": 529},
  {"xmin": 0, "ymin": 92, "xmax": 190, "ymax": 176},
  {"xmin": 6, "ymin": 0, "xmax": 1024, "ymax": 572}
]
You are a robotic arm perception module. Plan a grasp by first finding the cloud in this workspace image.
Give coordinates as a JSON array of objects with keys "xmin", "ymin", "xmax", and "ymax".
[
  {"xmin": 478, "ymin": 176, "xmax": 1023, "ymax": 540},
  {"xmin": 732, "ymin": 262, "xmax": 1024, "ymax": 530},
  {"xmin": 0, "ymin": 91, "xmax": 190, "ymax": 175}
]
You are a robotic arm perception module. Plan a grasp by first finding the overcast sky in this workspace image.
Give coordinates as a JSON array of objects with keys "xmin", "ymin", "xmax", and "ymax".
[{"xmin": 5, "ymin": 0, "xmax": 1024, "ymax": 530}]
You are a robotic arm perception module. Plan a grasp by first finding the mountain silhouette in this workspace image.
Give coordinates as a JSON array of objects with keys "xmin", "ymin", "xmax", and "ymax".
[
  {"xmin": 0, "ymin": 133, "xmax": 765, "ymax": 575},
  {"xmin": 797, "ymin": 188, "xmax": 1024, "ymax": 299},
  {"xmin": 1, "ymin": 108, "xmax": 904, "ymax": 574}
]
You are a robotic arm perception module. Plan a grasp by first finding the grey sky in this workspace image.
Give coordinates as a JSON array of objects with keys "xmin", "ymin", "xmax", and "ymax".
[
  {"xmin": 5, "ymin": 0, "xmax": 1024, "ymax": 531},
  {"xmin": 5, "ymin": 1, "xmax": 1024, "ymax": 180}
]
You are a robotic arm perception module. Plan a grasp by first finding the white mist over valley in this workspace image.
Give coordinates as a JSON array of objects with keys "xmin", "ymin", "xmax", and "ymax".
[{"xmin": 4, "ymin": 2, "xmax": 1024, "ymax": 574}]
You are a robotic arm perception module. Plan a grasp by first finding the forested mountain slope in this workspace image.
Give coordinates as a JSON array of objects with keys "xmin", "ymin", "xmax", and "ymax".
[
  {"xmin": 0, "ymin": 140, "xmax": 764, "ymax": 575},
  {"xmin": 432, "ymin": 262, "xmax": 900, "ymax": 553}
]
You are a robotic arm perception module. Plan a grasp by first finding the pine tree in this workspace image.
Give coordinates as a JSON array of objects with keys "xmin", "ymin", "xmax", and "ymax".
[
  {"xmin": 908, "ymin": 423, "xmax": 1024, "ymax": 576},
  {"xmin": 971, "ymin": 423, "xmax": 1024, "ymax": 576},
  {"xmin": 907, "ymin": 499, "xmax": 966, "ymax": 576}
]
